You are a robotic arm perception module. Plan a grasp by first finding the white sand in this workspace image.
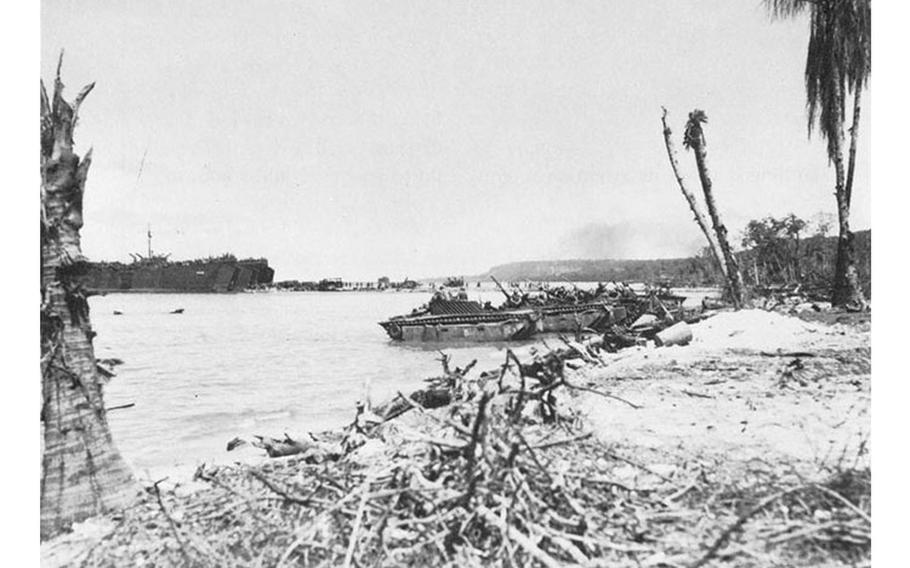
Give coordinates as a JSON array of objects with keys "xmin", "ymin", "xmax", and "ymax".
[
  {"xmin": 690, "ymin": 309, "xmax": 823, "ymax": 351},
  {"xmin": 573, "ymin": 310, "xmax": 870, "ymax": 469}
]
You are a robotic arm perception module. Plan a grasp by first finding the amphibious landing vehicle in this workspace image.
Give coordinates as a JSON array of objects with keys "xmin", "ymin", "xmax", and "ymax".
[{"xmin": 379, "ymin": 296, "xmax": 628, "ymax": 343}]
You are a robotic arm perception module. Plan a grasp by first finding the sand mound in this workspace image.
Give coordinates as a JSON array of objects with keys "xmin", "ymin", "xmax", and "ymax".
[{"xmin": 690, "ymin": 309, "xmax": 822, "ymax": 351}]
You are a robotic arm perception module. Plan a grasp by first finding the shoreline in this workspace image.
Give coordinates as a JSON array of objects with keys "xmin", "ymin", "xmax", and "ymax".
[{"xmin": 42, "ymin": 309, "xmax": 871, "ymax": 567}]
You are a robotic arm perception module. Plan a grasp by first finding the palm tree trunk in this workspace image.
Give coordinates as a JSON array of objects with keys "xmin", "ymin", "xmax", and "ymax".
[
  {"xmin": 659, "ymin": 109, "xmax": 728, "ymax": 282},
  {"xmin": 684, "ymin": 114, "xmax": 747, "ymax": 308},
  {"xmin": 40, "ymin": 56, "xmax": 138, "ymax": 540},
  {"xmin": 832, "ymin": 194, "xmax": 865, "ymax": 308},
  {"xmin": 845, "ymin": 77, "xmax": 863, "ymax": 208},
  {"xmin": 831, "ymin": 82, "xmax": 867, "ymax": 309}
]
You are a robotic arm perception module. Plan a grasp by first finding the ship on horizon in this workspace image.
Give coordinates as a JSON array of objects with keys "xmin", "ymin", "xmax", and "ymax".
[{"xmin": 83, "ymin": 225, "xmax": 275, "ymax": 293}]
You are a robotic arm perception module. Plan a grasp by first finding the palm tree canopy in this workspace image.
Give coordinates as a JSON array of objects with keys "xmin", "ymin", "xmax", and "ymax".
[
  {"xmin": 764, "ymin": 0, "xmax": 870, "ymax": 158},
  {"xmin": 683, "ymin": 109, "xmax": 709, "ymax": 150}
]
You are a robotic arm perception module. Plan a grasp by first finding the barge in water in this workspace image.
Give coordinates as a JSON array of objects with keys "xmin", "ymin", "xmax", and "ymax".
[
  {"xmin": 378, "ymin": 280, "xmax": 686, "ymax": 343},
  {"xmin": 379, "ymin": 296, "xmax": 628, "ymax": 342}
]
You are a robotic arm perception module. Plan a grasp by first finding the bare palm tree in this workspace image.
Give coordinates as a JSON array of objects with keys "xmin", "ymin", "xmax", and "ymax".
[
  {"xmin": 660, "ymin": 108, "xmax": 728, "ymax": 284},
  {"xmin": 765, "ymin": 0, "xmax": 870, "ymax": 308},
  {"xmin": 41, "ymin": 54, "xmax": 138, "ymax": 539},
  {"xmin": 682, "ymin": 110, "xmax": 747, "ymax": 308}
]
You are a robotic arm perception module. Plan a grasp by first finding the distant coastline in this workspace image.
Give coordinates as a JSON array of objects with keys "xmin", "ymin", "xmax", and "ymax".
[{"xmin": 476, "ymin": 229, "xmax": 871, "ymax": 293}]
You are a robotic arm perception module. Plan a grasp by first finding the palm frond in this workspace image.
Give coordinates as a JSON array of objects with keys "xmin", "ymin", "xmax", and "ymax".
[
  {"xmin": 769, "ymin": 0, "xmax": 871, "ymax": 161},
  {"xmin": 763, "ymin": 0, "xmax": 812, "ymax": 20},
  {"xmin": 683, "ymin": 110, "xmax": 708, "ymax": 150}
]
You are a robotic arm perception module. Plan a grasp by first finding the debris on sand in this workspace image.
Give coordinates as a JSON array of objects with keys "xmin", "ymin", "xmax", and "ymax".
[{"xmin": 42, "ymin": 311, "xmax": 871, "ymax": 568}]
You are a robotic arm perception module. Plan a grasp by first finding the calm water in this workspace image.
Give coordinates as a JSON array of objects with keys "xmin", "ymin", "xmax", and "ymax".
[
  {"xmin": 90, "ymin": 287, "xmax": 716, "ymax": 479},
  {"xmin": 90, "ymin": 290, "xmax": 524, "ymax": 478}
]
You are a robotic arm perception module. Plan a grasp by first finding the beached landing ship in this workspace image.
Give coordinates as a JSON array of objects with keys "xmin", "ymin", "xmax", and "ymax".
[
  {"xmin": 83, "ymin": 228, "xmax": 274, "ymax": 293},
  {"xmin": 85, "ymin": 254, "xmax": 274, "ymax": 293}
]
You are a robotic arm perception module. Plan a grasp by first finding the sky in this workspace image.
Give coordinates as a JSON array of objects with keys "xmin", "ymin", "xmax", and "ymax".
[{"xmin": 40, "ymin": 0, "xmax": 871, "ymax": 281}]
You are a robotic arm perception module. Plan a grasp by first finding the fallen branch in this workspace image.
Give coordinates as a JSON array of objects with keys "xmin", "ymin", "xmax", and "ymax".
[
  {"xmin": 563, "ymin": 381, "xmax": 642, "ymax": 409},
  {"xmin": 759, "ymin": 351, "xmax": 817, "ymax": 358},
  {"xmin": 531, "ymin": 432, "xmax": 593, "ymax": 451},
  {"xmin": 605, "ymin": 451, "xmax": 674, "ymax": 483},
  {"xmin": 343, "ymin": 475, "xmax": 375, "ymax": 567},
  {"xmin": 478, "ymin": 506, "xmax": 564, "ymax": 568},
  {"xmin": 690, "ymin": 485, "xmax": 807, "ymax": 568},
  {"xmin": 682, "ymin": 389, "xmax": 714, "ymax": 400},
  {"xmin": 152, "ymin": 478, "xmax": 193, "ymax": 567},
  {"xmin": 248, "ymin": 469, "xmax": 314, "ymax": 506},
  {"xmin": 809, "ymin": 483, "xmax": 871, "ymax": 524}
]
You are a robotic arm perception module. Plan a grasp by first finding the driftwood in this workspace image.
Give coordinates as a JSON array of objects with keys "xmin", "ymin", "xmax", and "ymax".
[
  {"xmin": 373, "ymin": 388, "xmax": 453, "ymax": 422},
  {"xmin": 188, "ymin": 346, "xmax": 867, "ymax": 567},
  {"xmin": 235, "ymin": 338, "xmax": 633, "ymax": 461},
  {"xmin": 371, "ymin": 353, "xmax": 475, "ymax": 422},
  {"xmin": 252, "ymin": 435, "xmax": 311, "ymax": 458},
  {"xmin": 89, "ymin": 334, "xmax": 869, "ymax": 567},
  {"xmin": 152, "ymin": 478, "xmax": 194, "ymax": 566},
  {"xmin": 235, "ymin": 313, "xmax": 725, "ymax": 462},
  {"xmin": 248, "ymin": 434, "xmax": 339, "ymax": 461}
]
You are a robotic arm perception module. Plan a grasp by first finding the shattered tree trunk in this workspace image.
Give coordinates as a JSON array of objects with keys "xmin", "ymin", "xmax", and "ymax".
[
  {"xmin": 40, "ymin": 56, "xmax": 138, "ymax": 539},
  {"xmin": 683, "ymin": 110, "xmax": 746, "ymax": 308},
  {"xmin": 660, "ymin": 108, "xmax": 728, "ymax": 282},
  {"xmin": 832, "ymin": 79, "xmax": 867, "ymax": 309}
]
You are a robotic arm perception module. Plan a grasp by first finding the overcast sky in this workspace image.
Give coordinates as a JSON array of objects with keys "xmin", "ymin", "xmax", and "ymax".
[{"xmin": 41, "ymin": 0, "xmax": 871, "ymax": 281}]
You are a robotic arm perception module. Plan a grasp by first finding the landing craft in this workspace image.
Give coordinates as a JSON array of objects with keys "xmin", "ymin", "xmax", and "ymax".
[
  {"xmin": 379, "ymin": 295, "xmax": 627, "ymax": 343},
  {"xmin": 378, "ymin": 280, "xmax": 685, "ymax": 343}
]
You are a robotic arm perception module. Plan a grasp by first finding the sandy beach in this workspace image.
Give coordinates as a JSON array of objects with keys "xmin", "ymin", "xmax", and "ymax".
[{"xmin": 41, "ymin": 308, "xmax": 871, "ymax": 567}]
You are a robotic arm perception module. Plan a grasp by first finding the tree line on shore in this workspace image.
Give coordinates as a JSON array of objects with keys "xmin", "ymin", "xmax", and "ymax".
[
  {"xmin": 487, "ymin": 224, "xmax": 870, "ymax": 296},
  {"xmin": 656, "ymin": 0, "xmax": 870, "ymax": 310}
]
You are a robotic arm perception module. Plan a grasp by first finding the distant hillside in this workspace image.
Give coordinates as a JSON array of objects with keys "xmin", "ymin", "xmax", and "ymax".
[
  {"xmin": 482, "ymin": 230, "xmax": 870, "ymax": 292},
  {"xmin": 483, "ymin": 257, "xmax": 716, "ymax": 286}
]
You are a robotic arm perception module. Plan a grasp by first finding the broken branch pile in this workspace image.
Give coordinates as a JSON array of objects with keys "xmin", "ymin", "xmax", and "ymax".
[{"xmin": 68, "ymin": 341, "xmax": 870, "ymax": 567}]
